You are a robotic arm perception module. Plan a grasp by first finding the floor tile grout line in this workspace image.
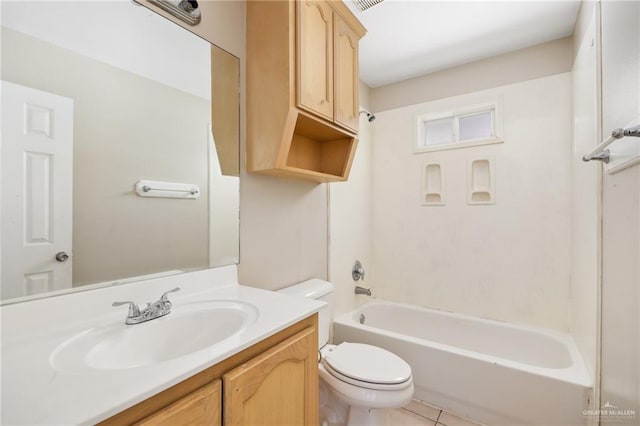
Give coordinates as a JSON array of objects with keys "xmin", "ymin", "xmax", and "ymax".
[{"xmin": 400, "ymin": 406, "xmax": 439, "ymax": 423}]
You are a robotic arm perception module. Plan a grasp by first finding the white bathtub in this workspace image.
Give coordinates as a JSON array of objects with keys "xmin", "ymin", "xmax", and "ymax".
[{"xmin": 333, "ymin": 301, "xmax": 592, "ymax": 425}]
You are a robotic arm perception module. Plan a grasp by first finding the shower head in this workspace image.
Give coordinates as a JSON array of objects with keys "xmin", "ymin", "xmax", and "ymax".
[{"xmin": 359, "ymin": 109, "xmax": 376, "ymax": 123}]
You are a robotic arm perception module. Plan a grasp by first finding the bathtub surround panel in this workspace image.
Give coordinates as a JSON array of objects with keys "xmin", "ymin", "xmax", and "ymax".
[
  {"xmin": 328, "ymin": 81, "xmax": 374, "ymax": 317},
  {"xmin": 372, "ymin": 74, "xmax": 572, "ymax": 330},
  {"xmin": 569, "ymin": 0, "xmax": 600, "ymax": 409},
  {"xmin": 334, "ymin": 302, "xmax": 591, "ymax": 425}
]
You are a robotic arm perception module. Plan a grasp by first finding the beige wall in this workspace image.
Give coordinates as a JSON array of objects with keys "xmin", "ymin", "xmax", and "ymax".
[
  {"xmin": 239, "ymin": 174, "xmax": 328, "ymax": 289},
  {"xmin": 234, "ymin": 1, "xmax": 328, "ymax": 290},
  {"xmin": 371, "ymin": 74, "xmax": 573, "ymax": 330},
  {"xmin": 371, "ymin": 37, "xmax": 573, "ymax": 113},
  {"xmin": 569, "ymin": 0, "xmax": 600, "ymax": 401},
  {"xmin": 1, "ymin": 27, "xmax": 210, "ymax": 286},
  {"xmin": 600, "ymin": 0, "xmax": 640, "ymax": 422}
]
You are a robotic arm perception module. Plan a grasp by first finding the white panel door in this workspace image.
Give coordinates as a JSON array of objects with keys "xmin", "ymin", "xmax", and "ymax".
[{"xmin": 1, "ymin": 81, "xmax": 73, "ymax": 299}]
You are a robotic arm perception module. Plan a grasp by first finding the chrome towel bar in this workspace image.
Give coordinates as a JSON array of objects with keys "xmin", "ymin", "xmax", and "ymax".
[
  {"xmin": 583, "ymin": 124, "xmax": 640, "ymax": 163},
  {"xmin": 142, "ymin": 186, "xmax": 199, "ymax": 195},
  {"xmin": 135, "ymin": 180, "xmax": 201, "ymax": 199}
]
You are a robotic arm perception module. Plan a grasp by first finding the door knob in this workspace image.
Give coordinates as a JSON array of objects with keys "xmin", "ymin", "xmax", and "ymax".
[{"xmin": 55, "ymin": 251, "xmax": 69, "ymax": 262}]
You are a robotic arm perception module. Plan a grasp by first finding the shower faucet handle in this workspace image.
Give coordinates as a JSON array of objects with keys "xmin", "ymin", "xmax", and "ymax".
[{"xmin": 352, "ymin": 260, "xmax": 365, "ymax": 281}]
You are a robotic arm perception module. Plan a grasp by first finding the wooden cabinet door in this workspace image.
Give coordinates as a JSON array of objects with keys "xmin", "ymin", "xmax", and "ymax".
[
  {"xmin": 135, "ymin": 380, "xmax": 221, "ymax": 426},
  {"xmin": 223, "ymin": 327, "xmax": 319, "ymax": 426},
  {"xmin": 297, "ymin": 0, "xmax": 334, "ymax": 120},
  {"xmin": 333, "ymin": 13, "xmax": 359, "ymax": 133}
]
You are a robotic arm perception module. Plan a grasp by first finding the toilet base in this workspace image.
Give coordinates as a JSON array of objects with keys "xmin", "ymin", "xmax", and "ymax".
[
  {"xmin": 320, "ymin": 378, "xmax": 403, "ymax": 426},
  {"xmin": 347, "ymin": 407, "xmax": 390, "ymax": 426}
]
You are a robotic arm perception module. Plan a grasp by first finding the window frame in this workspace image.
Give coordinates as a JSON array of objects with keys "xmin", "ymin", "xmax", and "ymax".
[{"xmin": 414, "ymin": 101, "xmax": 504, "ymax": 154}]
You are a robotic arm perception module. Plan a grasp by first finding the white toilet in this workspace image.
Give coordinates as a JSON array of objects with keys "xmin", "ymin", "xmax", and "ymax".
[{"xmin": 279, "ymin": 279, "xmax": 414, "ymax": 426}]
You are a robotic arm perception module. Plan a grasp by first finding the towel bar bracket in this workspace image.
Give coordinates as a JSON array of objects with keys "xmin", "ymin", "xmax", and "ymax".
[
  {"xmin": 587, "ymin": 149, "xmax": 610, "ymax": 164},
  {"xmin": 583, "ymin": 124, "xmax": 640, "ymax": 163}
]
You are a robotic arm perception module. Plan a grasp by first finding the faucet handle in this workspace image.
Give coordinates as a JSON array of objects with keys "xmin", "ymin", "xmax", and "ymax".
[
  {"xmin": 352, "ymin": 260, "xmax": 365, "ymax": 281},
  {"xmin": 112, "ymin": 301, "xmax": 141, "ymax": 317},
  {"xmin": 160, "ymin": 287, "xmax": 181, "ymax": 302}
]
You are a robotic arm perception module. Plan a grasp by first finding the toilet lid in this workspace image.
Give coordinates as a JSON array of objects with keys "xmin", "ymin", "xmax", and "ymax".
[{"xmin": 323, "ymin": 343, "xmax": 412, "ymax": 385}]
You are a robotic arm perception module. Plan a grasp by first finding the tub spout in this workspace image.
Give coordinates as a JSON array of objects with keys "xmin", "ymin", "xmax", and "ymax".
[{"xmin": 355, "ymin": 286, "xmax": 372, "ymax": 296}]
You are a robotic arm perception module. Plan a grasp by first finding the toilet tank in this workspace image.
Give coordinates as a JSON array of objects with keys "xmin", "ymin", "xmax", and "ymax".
[{"xmin": 277, "ymin": 279, "xmax": 333, "ymax": 347}]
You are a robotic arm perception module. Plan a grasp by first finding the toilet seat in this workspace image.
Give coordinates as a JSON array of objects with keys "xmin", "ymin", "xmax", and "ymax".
[{"xmin": 322, "ymin": 343, "xmax": 412, "ymax": 391}]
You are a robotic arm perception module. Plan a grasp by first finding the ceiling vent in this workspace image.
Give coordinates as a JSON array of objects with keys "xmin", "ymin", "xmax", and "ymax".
[{"xmin": 353, "ymin": 0, "xmax": 384, "ymax": 12}]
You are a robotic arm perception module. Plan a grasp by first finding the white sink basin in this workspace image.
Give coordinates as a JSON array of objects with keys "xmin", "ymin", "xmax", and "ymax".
[{"xmin": 50, "ymin": 300, "xmax": 258, "ymax": 373}]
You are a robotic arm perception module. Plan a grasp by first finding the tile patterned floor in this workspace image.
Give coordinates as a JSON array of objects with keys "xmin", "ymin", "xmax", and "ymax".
[{"xmin": 389, "ymin": 400, "xmax": 484, "ymax": 426}]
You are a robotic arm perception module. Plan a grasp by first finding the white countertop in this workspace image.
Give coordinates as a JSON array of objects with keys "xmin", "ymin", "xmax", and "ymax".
[{"xmin": 0, "ymin": 266, "xmax": 323, "ymax": 425}]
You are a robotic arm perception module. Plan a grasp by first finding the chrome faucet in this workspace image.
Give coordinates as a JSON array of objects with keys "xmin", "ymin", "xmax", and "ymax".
[
  {"xmin": 355, "ymin": 286, "xmax": 372, "ymax": 296},
  {"xmin": 113, "ymin": 287, "xmax": 180, "ymax": 325}
]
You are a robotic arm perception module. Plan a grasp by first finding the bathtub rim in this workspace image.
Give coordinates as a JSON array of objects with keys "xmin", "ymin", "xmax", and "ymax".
[{"xmin": 333, "ymin": 299, "xmax": 592, "ymax": 389}]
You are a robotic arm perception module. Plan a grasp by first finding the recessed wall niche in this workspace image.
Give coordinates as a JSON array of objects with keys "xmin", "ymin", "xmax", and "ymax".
[
  {"xmin": 468, "ymin": 158, "xmax": 495, "ymax": 205},
  {"xmin": 422, "ymin": 162, "xmax": 445, "ymax": 206}
]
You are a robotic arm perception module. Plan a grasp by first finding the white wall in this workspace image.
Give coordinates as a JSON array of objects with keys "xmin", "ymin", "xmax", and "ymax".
[
  {"xmin": 600, "ymin": 0, "xmax": 640, "ymax": 422},
  {"xmin": 371, "ymin": 74, "xmax": 573, "ymax": 330},
  {"xmin": 569, "ymin": 0, "xmax": 600, "ymax": 393},
  {"xmin": 328, "ymin": 82, "xmax": 374, "ymax": 317}
]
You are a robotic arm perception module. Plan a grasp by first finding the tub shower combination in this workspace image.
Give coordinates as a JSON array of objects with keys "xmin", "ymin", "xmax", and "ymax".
[{"xmin": 333, "ymin": 301, "xmax": 592, "ymax": 425}]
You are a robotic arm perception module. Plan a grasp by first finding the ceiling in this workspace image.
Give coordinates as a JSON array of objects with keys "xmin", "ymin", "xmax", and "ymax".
[{"xmin": 346, "ymin": 0, "xmax": 582, "ymax": 88}]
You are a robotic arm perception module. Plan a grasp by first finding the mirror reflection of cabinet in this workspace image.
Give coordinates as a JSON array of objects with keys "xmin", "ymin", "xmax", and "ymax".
[{"xmin": 247, "ymin": 0, "xmax": 366, "ymax": 183}]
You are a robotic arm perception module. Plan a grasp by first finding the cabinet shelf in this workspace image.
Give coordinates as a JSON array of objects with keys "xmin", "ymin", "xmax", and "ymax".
[{"xmin": 284, "ymin": 112, "xmax": 356, "ymax": 181}]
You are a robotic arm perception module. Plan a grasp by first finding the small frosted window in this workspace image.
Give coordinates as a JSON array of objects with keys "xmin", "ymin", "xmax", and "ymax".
[
  {"xmin": 459, "ymin": 111, "xmax": 494, "ymax": 141},
  {"xmin": 424, "ymin": 117, "xmax": 454, "ymax": 146},
  {"xmin": 417, "ymin": 105, "xmax": 500, "ymax": 152}
]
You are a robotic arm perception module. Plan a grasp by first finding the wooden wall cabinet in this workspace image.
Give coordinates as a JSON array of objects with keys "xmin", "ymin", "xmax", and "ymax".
[
  {"xmin": 297, "ymin": 0, "xmax": 334, "ymax": 121},
  {"xmin": 100, "ymin": 315, "xmax": 318, "ymax": 426},
  {"xmin": 247, "ymin": 0, "xmax": 366, "ymax": 183},
  {"xmin": 333, "ymin": 13, "xmax": 360, "ymax": 133}
]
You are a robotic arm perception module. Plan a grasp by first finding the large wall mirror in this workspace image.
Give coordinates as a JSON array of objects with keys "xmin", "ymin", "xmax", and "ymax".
[{"xmin": 0, "ymin": 1, "xmax": 240, "ymax": 303}]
